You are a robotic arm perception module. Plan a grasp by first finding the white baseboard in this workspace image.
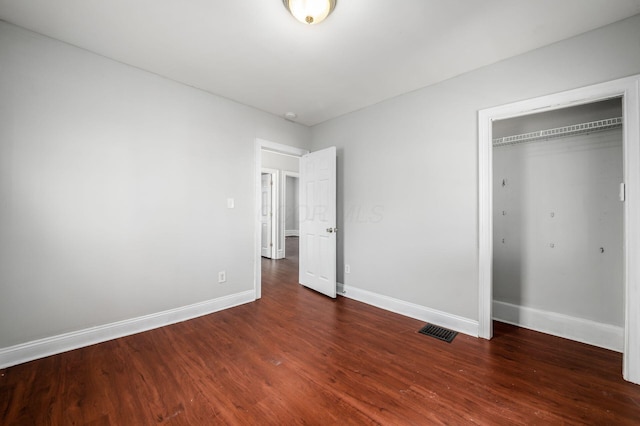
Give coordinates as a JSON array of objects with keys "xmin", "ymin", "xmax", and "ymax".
[
  {"xmin": 337, "ymin": 283, "xmax": 478, "ymax": 337},
  {"xmin": 493, "ymin": 300, "xmax": 623, "ymax": 352},
  {"xmin": 275, "ymin": 248, "xmax": 285, "ymax": 260},
  {"xmin": 285, "ymin": 230, "xmax": 299, "ymax": 237},
  {"xmin": 0, "ymin": 290, "xmax": 255, "ymax": 369}
]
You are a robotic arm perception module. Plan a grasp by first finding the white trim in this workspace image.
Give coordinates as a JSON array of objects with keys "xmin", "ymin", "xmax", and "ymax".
[
  {"xmin": 255, "ymin": 139, "xmax": 308, "ymax": 299},
  {"xmin": 285, "ymin": 230, "xmax": 300, "ymax": 237},
  {"xmin": 478, "ymin": 101, "xmax": 494, "ymax": 340},
  {"xmin": 261, "ymin": 168, "xmax": 279, "ymax": 259},
  {"xmin": 624, "ymin": 78, "xmax": 640, "ymax": 384},
  {"xmin": 337, "ymin": 283, "xmax": 478, "ymax": 337},
  {"xmin": 493, "ymin": 301, "xmax": 623, "ymax": 352},
  {"xmin": 478, "ymin": 74, "xmax": 640, "ymax": 384},
  {"xmin": 0, "ymin": 290, "xmax": 255, "ymax": 369}
]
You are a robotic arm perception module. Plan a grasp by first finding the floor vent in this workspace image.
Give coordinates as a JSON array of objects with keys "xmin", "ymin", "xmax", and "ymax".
[{"xmin": 418, "ymin": 324, "xmax": 458, "ymax": 343}]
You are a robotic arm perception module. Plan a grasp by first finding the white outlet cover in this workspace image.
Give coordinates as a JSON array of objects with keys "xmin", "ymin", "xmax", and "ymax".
[{"xmin": 227, "ymin": 198, "xmax": 235, "ymax": 208}]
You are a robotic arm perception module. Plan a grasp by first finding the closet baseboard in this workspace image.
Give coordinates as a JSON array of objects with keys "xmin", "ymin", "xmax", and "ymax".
[{"xmin": 493, "ymin": 300, "xmax": 623, "ymax": 352}]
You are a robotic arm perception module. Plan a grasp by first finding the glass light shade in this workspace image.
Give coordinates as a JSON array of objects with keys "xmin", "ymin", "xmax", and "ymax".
[{"xmin": 283, "ymin": 0, "xmax": 336, "ymax": 25}]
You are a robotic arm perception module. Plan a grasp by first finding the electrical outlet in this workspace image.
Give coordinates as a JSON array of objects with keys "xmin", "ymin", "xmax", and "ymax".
[
  {"xmin": 345, "ymin": 264, "xmax": 351, "ymax": 274},
  {"xmin": 218, "ymin": 271, "xmax": 226, "ymax": 283}
]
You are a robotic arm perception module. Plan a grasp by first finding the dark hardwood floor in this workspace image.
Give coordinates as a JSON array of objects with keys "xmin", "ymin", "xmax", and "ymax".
[{"xmin": 2, "ymin": 237, "xmax": 640, "ymax": 424}]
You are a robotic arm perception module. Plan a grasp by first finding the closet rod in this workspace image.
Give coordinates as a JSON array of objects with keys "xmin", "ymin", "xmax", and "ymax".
[{"xmin": 493, "ymin": 117, "xmax": 622, "ymax": 147}]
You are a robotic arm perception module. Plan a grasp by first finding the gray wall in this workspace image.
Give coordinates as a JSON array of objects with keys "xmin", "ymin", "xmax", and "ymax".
[
  {"xmin": 0, "ymin": 21, "xmax": 311, "ymax": 348},
  {"xmin": 262, "ymin": 151, "xmax": 300, "ymax": 173},
  {"xmin": 285, "ymin": 176, "xmax": 299, "ymax": 233},
  {"xmin": 493, "ymin": 128, "xmax": 623, "ymax": 326},
  {"xmin": 310, "ymin": 14, "xmax": 640, "ymax": 322}
]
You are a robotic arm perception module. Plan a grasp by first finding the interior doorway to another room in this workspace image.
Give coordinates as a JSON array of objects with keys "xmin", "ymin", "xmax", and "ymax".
[
  {"xmin": 256, "ymin": 142, "xmax": 305, "ymax": 300},
  {"xmin": 261, "ymin": 170, "xmax": 277, "ymax": 259},
  {"xmin": 284, "ymin": 173, "xmax": 300, "ymax": 240},
  {"xmin": 261, "ymin": 151, "xmax": 300, "ymax": 261}
]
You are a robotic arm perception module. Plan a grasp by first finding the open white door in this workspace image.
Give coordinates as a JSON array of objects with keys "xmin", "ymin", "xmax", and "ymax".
[
  {"xmin": 261, "ymin": 173, "xmax": 273, "ymax": 258},
  {"xmin": 299, "ymin": 146, "xmax": 337, "ymax": 298}
]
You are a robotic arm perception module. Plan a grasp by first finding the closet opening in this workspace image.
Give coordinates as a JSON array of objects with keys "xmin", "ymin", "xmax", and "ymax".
[
  {"xmin": 478, "ymin": 74, "xmax": 640, "ymax": 384},
  {"xmin": 491, "ymin": 98, "xmax": 623, "ymax": 352}
]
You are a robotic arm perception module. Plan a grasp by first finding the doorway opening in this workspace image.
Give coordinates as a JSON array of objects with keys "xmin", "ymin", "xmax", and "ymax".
[
  {"xmin": 260, "ymin": 166, "xmax": 300, "ymax": 261},
  {"xmin": 478, "ymin": 75, "xmax": 640, "ymax": 384},
  {"xmin": 254, "ymin": 140, "xmax": 307, "ymax": 299},
  {"xmin": 491, "ymin": 98, "xmax": 623, "ymax": 351},
  {"xmin": 261, "ymin": 170, "xmax": 277, "ymax": 259},
  {"xmin": 281, "ymin": 172, "xmax": 300, "ymax": 262},
  {"xmin": 255, "ymin": 139, "xmax": 338, "ymax": 300}
]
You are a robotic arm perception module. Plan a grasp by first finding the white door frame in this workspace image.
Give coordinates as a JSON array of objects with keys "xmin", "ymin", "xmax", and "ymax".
[
  {"xmin": 255, "ymin": 139, "xmax": 308, "ymax": 299},
  {"xmin": 261, "ymin": 168, "xmax": 278, "ymax": 259},
  {"xmin": 478, "ymin": 75, "xmax": 640, "ymax": 384}
]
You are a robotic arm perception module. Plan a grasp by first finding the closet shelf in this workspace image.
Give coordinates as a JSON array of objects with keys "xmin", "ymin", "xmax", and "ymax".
[{"xmin": 493, "ymin": 117, "xmax": 622, "ymax": 147}]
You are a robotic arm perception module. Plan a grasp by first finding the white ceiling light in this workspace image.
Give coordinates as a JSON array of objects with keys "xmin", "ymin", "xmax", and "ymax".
[{"xmin": 283, "ymin": 0, "xmax": 337, "ymax": 25}]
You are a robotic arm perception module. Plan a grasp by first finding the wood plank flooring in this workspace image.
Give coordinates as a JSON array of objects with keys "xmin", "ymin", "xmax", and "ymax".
[{"xmin": 2, "ymin": 238, "xmax": 640, "ymax": 424}]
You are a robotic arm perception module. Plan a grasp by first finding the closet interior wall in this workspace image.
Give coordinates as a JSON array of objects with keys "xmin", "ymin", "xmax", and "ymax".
[{"xmin": 492, "ymin": 99, "xmax": 623, "ymax": 351}]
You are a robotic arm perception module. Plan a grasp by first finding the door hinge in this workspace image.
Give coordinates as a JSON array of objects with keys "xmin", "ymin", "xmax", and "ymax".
[
  {"xmin": 270, "ymin": 242, "xmax": 273, "ymax": 247},
  {"xmin": 620, "ymin": 182, "xmax": 626, "ymax": 202}
]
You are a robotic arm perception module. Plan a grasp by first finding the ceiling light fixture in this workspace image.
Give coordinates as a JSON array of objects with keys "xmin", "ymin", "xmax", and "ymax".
[{"xmin": 283, "ymin": 0, "xmax": 337, "ymax": 25}]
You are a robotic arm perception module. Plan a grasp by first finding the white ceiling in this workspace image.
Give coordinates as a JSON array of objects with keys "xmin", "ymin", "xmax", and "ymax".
[{"xmin": 1, "ymin": 0, "xmax": 640, "ymax": 126}]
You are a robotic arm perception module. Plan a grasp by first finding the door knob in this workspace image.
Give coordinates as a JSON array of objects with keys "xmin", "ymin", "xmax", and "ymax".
[{"xmin": 326, "ymin": 227, "xmax": 337, "ymax": 233}]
